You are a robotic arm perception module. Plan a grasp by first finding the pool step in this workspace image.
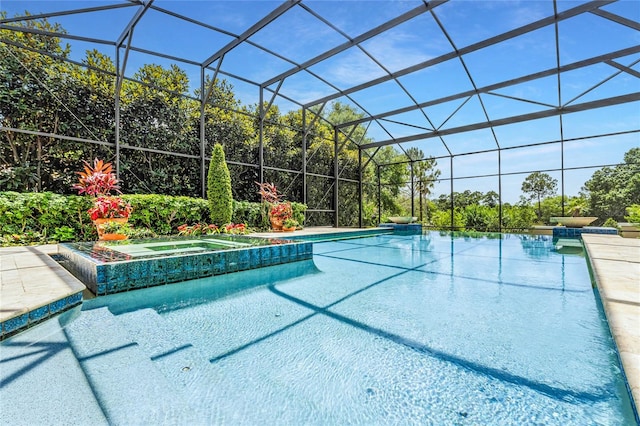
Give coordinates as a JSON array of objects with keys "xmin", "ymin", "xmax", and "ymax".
[
  {"xmin": 64, "ymin": 307, "xmax": 205, "ymax": 424},
  {"xmin": 116, "ymin": 308, "xmax": 222, "ymax": 393}
]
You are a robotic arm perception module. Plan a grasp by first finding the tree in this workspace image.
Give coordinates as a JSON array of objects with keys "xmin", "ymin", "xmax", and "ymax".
[
  {"xmin": 582, "ymin": 148, "xmax": 640, "ymax": 222},
  {"xmin": 207, "ymin": 143, "xmax": 233, "ymax": 225},
  {"xmin": 0, "ymin": 12, "xmax": 72, "ymax": 191},
  {"xmin": 482, "ymin": 191, "xmax": 499, "ymax": 207},
  {"xmin": 406, "ymin": 147, "xmax": 440, "ymax": 222},
  {"xmin": 521, "ymin": 172, "xmax": 558, "ymax": 221}
]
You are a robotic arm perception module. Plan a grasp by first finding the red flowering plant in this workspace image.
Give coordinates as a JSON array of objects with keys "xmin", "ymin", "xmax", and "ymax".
[
  {"xmin": 177, "ymin": 223, "xmax": 219, "ymax": 236},
  {"xmin": 223, "ymin": 223, "xmax": 248, "ymax": 235},
  {"xmin": 88, "ymin": 197, "xmax": 132, "ymax": 221},
  {"xmin": 256, "ymin": 181, "xmax": 292, "ymax": 225},
  {"xmin": 177, "ymin": 223, "xmax": 249, "ymax": 236},
  {"xmin": 269, "ymin": 202, "xmax": 293, "ymax": 220},
  {"xmin": 73, "ymin": 159, "xmax": 132, "ymax": 221},
  {"xmin": 256, "ymin": 181, "xmax": 282, "ymax": 204}
]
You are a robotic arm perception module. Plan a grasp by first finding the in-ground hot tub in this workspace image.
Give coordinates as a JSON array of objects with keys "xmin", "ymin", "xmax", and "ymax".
[{"xmin": 58, "ymin": 235, "xmax": 312, "ymax": 295}]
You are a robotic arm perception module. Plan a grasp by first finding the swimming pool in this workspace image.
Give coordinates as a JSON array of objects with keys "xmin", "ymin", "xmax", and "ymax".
[{"xmin": 1, "ymin": 232, "xmax": 636, "ymax": 425}]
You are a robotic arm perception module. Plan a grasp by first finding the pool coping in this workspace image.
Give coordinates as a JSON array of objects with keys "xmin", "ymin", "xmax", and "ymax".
[
  {"xmin": 582, "ymin": 234, "xmax": 640, "ymax": 417},
  {"xmin": 0, "ymin": 245, "xmax": 84, "ymax": 339}
]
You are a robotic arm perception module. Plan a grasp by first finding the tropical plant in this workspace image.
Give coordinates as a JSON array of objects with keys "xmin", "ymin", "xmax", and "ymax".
[
  {"xmin": 177, "ymin": 223, "xmax": 219, "ymax": 236},
  {"xmin": 256, "ymin": 181, "xmax": 282, "ymax": 203},
  {"xmin": 207, "ymin": 143, "xmax": 233, "ymax": 225},
  {"xmin": 283, "ymin": 218, "xmax": 299, "ymax": 229},
  {"xmin": 567, "ymin": 197, "xmax": 589, "ymax": 217},
  {"xmin": 270, "ymin": 202, "xmax": 293, "ymax": 220},
  {"xmin": 97, "ymin": 221, "xmax": 131, "ymax": 235},
  {"xmin": 73, "ymin": 159, "xmax": 132, "ymax": 221},
  {"xmin": 177, "ymin": 222, "xmax": 248, "ymax": 236},
  {"xmin": 256, "ymin": 181, "xmax": 293, "ymax": 224},
  {"xmin": 72, "ymin": 158, "xmax": 120, "ymax": 196},
  {"xmin": 88, "ymin": 196, "xmax": 132, "ymax": 220},
  {"xmin": 222, "ymin": 223, "xmax": 249, "ymax": 235}
]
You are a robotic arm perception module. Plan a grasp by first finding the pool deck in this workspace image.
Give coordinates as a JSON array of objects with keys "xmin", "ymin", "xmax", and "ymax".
[
  {"xmin": 582, "ymin": 234, "xmax": 640, "ymax": 411},
  {"xmin": 0, "ymin": 230, "xmax": 638, "ymax": 413}
]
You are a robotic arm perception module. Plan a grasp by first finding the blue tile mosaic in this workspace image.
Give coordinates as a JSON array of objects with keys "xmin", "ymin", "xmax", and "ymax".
[
  {"xmin": 66, "ymin": 292, "xmax": 82, "ymax": 306},
  {"xmin": 1, "ymin": 290, "xmax": 83, "ymax": 340},
  {"xmin": 226, "ymin": 251, "xmax": 240, "ymax": 273},
  {"xmin": 3, "ymin": 313, "xmax": 28, "ymax": 334},
  {"xmin": 29, "ymin": 305, "xmax": 49, "ymax": 322},
  {"xmin": 58, "ymin": 237, "xmax": 313, "ymax": 296},
  {"xmin": 249, "ymin": 248, "xmax": 261, "ymax": 269},
  {"xmin": 49, "ymin": 297, "xmax": 68, "ymax": 314},
  {"xmin": 271, "ymin": 245, "xmax": 282, "ymax": 264},
  {"xmin": 378, "ymin": 223, "xmax": 422, "ymax": 234},
  {"xmin": 553, "ymin": 226, "xmax": 618, "ymax": 239}
]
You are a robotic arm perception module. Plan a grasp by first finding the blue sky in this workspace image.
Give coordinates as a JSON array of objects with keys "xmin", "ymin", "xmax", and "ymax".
[{"xmin": 2, "ymin": 0, "xmax": 639, "ymax": 203}]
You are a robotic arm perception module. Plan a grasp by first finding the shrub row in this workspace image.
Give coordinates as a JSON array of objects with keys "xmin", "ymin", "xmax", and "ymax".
[
  {"xmin": 427, "ymin": 204, "xmax": 537, "ymax": 232},
  {"xmin": 0, "ymin": 192, "xmax": 307, "ymax": 246}
]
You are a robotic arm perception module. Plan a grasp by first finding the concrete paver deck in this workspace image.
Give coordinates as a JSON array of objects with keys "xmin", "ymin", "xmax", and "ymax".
[
  {"xmin": 0, "ymin": 245, "xmax": 85, "ymax": 325},
  {"xmin": 582, "ymin": 234, "xmax": 640, "ymax": 414}
]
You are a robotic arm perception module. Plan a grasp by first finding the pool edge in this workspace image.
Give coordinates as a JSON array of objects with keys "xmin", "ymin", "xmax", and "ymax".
[{"xmin": 582, "ymin": 234, "xmax": 640, "ymax": 422}]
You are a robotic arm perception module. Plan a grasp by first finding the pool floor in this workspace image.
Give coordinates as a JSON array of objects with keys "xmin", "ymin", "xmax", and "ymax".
[{"xmin": 1, "ymin": 232, "xmax": 636, "ymax": 425}]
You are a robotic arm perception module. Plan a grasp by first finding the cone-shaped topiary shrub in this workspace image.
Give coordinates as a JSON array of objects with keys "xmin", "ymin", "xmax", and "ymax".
[{"xmin": 207, "ymin": 143, "xmax": 233, "ymax": 226}]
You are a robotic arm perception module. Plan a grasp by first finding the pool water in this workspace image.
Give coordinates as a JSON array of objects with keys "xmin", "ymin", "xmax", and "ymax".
[{"xmin": 1, "ymin": 232, "xmax": 636, "ymax": 425}]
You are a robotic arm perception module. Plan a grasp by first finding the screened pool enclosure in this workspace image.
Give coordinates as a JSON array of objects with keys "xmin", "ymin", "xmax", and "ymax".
[{"xmin": 1, "ymin": 0, "xmax": 638, "ymax": 228}]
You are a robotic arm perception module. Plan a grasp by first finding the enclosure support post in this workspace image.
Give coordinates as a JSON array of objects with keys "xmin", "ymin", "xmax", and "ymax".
[
  {"xmin": 334, "ymin": 127, "xmax": 339, "ymax": 227},
  {"xmin": 410, "ymin": 161, "xmax": 415, "ymax": 217},
  {"xmin": 259, "ymin": 88, "xmax": 264, "ymax": 184},
  {"xmin": 377, "ymin": 165, "xmax": 382, "ymax": 225},
  {"xmin": 358, "ymin": 148, "xmax": 363, "ymax": 228},
  {"xmin": 450, "ymin": 156, "xmax": 454, "ymax": 231},
  {"xmin": 498, "ymin": 149, "xmax": 502, "ymax": 232},
  {"xmin": 302, "ymin": 107, "xmax": 308, "ymax": 210},
  {"xmin": 419, "ymin": 178, "xmax": 423, "ymax": 223},
  {"xmin": 114, "ymin": 49, "xmax": 121, "ymax": 178},
  {"xmin": 199, "ymin": 66, "xmax": 206, "ymax": 198},
  {"xmin": 113, "ymin": 1, "xmax": 151, "ymax": 178},
  {"xmin": 560, "ymin": 121, "xmax": 566, "ymax": 217}
]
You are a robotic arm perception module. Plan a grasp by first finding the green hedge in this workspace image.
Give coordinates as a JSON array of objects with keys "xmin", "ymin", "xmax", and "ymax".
[
  {"xmin": 0, "ymin": 192, "xmax": 94, "ymax": 244},
  {"xmin": 124, "ymin": 194, "xmax": 210, "ymax": 236},
  {"xmin": 0, "ymin": 192, "xmax": 307, "ymax": 245}
]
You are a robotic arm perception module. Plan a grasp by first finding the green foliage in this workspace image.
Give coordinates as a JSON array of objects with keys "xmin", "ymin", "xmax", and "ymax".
[
  {"xmin": 625, "ymin": 204, "xmax": 640, "ymax": 224},
  {"xmin": 582, "ymin": 148, "xmax": 640, "ymax": 223},
  {"xmin": 434, "ymin": 190, "xmax": 485, "ymax": 210},
  {"xmin": 521, "ymin": 172, "xmax": 558, "ymax": 220},
  {"xmin": 602, "ymin": 218, "xmax": 619, "ymax": 229},
  {"xmin": 232, "ymin": 200, "xmax": 266, "ymax": 229},
  {"xmin": 124, "ymin": 194, "xmax": 209, "ymax": 235},
  {"xmin": 567, "ymin": 196, "xmax": 589, "ymax": 217},
  {"xmin": 283, "ymin": 218, "xmax": 299, "ymax": 228},
  {"xmin": 427, "ymin": 202, "xmax": 536, "ymax": 233},
  {"xmin": 430, "ymin": 209, "xmax": 466, "ymax": 230},
  {"xmin": 501, "ymin": 205, "xmax": 536, "ymax": 231},
  {"xmin": 538, "ymin": 196, "xmax": 564, "ymax": 225},
  {"xmin": 291, "ymin": 202, "xmax": 307, "ymax": 227},
  {"xmin": 0, "ymin": 192, "xmax": 94, "ymax": 242},
  {"xmin": 463, "ymin": 204, "xmax": 499, "ymax": 232},
  {"xmin": 207, "ymin": 144, "xmax": 233, "ymax": 225}
]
